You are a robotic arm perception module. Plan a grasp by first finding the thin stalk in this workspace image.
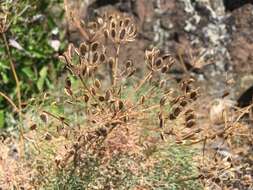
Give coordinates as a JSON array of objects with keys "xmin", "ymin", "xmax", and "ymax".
[
  {"xmin": 135, "ymin": 71, "xmax": 153, "ymax": 92},
  {"xmin": 0, "ymin": 91, "xmax": 19, "ymax": 112},
  {"xmin": 113, "ymin": 43, "xmax": 120, "ymax": 86},
  {"xmin": 1, "ymin": 32, "xmax": 24, "ymax": 158}
]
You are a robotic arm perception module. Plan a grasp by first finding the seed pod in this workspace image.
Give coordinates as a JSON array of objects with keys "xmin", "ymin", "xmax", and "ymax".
[
  {"xmin": 99, "ymin": 53, "xmax": 106, "ymax": 63},
  {"xmin": 118, "ymin": 100, "xmax": 124, "ymax": 110},
  {"xmin": 64, "ymin": 87, "xmax": 73, "ymax": 96},
  {"xmin": 180, "ymin": 100, "xmax": 187, "ymax": 107},
  {"xmin": 108, "ymin": 57, "xmax": 114, "ymax": 68},
  {"xmin": 30, "ymin": 124, "xmax": 37, "ymax": 130},
  {"xmin": 159, "ymin": 80, "xmax": 166, "ymax": 88},
  {"xmin": 159, "ymin": 117, "xmax": 164, "ymax": 128},
  {"xmin": 189, "ymin": 91, "xmax": 198, "ymax": 101},
  {"xmin": 104, "ymin": 30, "xmax": 109, "ymax": 38},
  {"xmin": 91, "ymin": 41, "xmax": 99, "ymax": 52},
  {"xmin": 161, "ymin": 66, "xmax": 168, "ymax": 73},
  {"xmin": 155, "ymin": 57, "xmax": 163, "ymax": 69},
  {"xmin": 126, "ymin": 60, "xmax": 133, "ymax": 68},
  {"xmin": 83, "ymin": 94, "xmax": 90, "ymax": 102},
  {"xmin": 40, "ymin": 112, "xmax": 48, "ymax": 123},
  {"xmin": 82, "ymin": 65, "xmax": 87, "ymax": 76},
  {"xmin": 105, "ymin": 90, "xmax": 112, "ymax": 101},
  {"xmin": 140, "ymin": 95, "xmax": 145, "ymax": 104},
  {"xmin": 111, "ymin": 21, "xmax": 116, "ymax": 28},
  {"xmin": 110, "ymin": 29, "xmax": 116, "ymax": 40},
  {"xmin": 173, "ymin": 106, "xmax": 181, "ymax": 117},
  {"xmin": 98, "ymin": 96, "xmax": 105, "ymax": 102},
  {"xmin": 65, "ymin": 77, "xmax": 71, "ymax": 88},
  {"xmin": 80, "ymin": 42, "xmax": 88, "ymax": 55},
  {"xmin": 186, "ymin": 119, "xmax": 195, "ymax": 128},
  {"xmin": 186, "ymin": 113, "xmax": 195, "ymax": 121},
  {"xmin": 90, "ymin": 87, "xmax": 96, "ymax": 96},
  {"xmin": 44, "ymin": 133, "xmax": 52, "ymax": 141},
  {"xmin": 160, "ymin": 96, "xmax": 167, "ymax": 106},
  {"xmin": 92, "ymin": 52, "xmax": 99, "ymax": 63},
  {"xmin": 124, "ymin": 18, "xmax": 130, "ymax": 27},
  {"xmin": 94, "ymin": 79, "xmax": 101, "ymax": 89},
  {"xmin": 119, "ymin": 28, "xmax": 126, "ymax": 40}
]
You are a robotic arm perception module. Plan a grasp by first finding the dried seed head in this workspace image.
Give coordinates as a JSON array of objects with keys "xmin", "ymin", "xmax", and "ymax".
[
  {"xmin": 91, "ymin": 41, "xmax": 99, "ymax": 52},
  {"xmin": 94, "ymin": 79, "xmax": 101, "ymax": 89}
]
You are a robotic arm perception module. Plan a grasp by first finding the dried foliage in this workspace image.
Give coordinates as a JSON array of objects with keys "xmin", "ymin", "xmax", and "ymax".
[{"xmin": 0, "ymin": 7, "xmax": 252, "ymax": 190}]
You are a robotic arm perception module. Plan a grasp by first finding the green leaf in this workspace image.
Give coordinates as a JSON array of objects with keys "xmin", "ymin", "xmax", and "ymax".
[
  {"xmin": 22, "ymin": 67, "xmax": 35, "ymax": 79},
  {"xmin": 37, "ymin": 66, "xmax": 48, "ymax": 91},
  {"xmin": 0, "ymin": 110, "xmax": 4, "ymax": 128}
]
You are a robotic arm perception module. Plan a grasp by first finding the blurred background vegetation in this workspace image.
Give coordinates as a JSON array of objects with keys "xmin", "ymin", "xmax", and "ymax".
[{"xmin": 0, "ymin": 0, "xmax": 66, "ymax": 128}]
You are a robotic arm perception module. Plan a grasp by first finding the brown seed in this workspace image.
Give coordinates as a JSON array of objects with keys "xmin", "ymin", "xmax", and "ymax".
[
  {"xmin": 189, "ymin": 91, "xmax": 198, "ymax": 101},
  {"xmin": 100, "ymin": 53, "xmax": 106, "ymax": 63},
  {"xmin": 98, "ymin": 96, "xmax": 105, "ymax": 102},
  {"xmin": 94, "ymin": 79, "xmax": 101, "ymax": 89},
  {"xmin": 111, "ymin": 29, "xmax": 116, "ymax": 39},
  {"xmin": 180, "ymin": 100, "xmax": 187, "ymax": 107},
  {"xmin": 119, "ymin": 28, "xmax": 126, "ymax": 40},
  {"xmin": 40, "ymin": 113, "xmax": 48, "ymax": 123},
  {"xmin": 126, "ymin": 60, "xmax": 133, "ymax": 68},
  {"xmin": 118, "ymin": 100, "xmax": 124, "ymax": 110},
  {"xmin": 44, "ymin": 133, "xmax": 52, "ymax": 141},
  {"xmin": 80, "ymin": 42, "xmax": 88, "ymax": 55},
  {"xmin": 186, "ymin": 119, "xmax": 195, "ymax": 128},
  {"xmin": 82, "ymin": 65, "xmax": 87, "ymax": 76},
  {"xmin": 155, "ymin": 57, "xmax": 163, "ymax": 68},
  {"xmin": 83, "ymin": 94, "xmax": 89, "ymax": 102},
  {"xmin": 105, "ymin": 90, "xmax": 112, "ymax": 101},
  {"xmin": 172, "ymin": 106, "xmax": 181, "ymax": 117},
  {"xmin": 140, "ymin": 96, "xmax": 145, "ymax": 104},
  {"xmin": 127, "ymin": 68, "xmax": 136, "ymax": 77},
  {"xmin": 159, "ymin": 118, "xmax": 164, "ymax": 128},
  {"xmin": 124, "ymin": 18, "xmax": 130, "ymax": 27},
  {"xmin": 65, "ymin": 77, "xmax": 71, "ymax": 88},
  {"xmin": 91, "ymin": 87, "xmax": 96, "ymax": 96},
  {"xmin": 160, "ymin": 96, "xmax": 167, "ymax": 106},
  {"xmin": 161, "ymin": 66, "xmax": 168, "ymax": 73},
  {"xmin": 104, "ymin": 30, "xmax": 109, "ymax": 38},
  {"xmin": 30, "ymin": 124, "xmax": 37, "ymax": 130},
  {"xmin": 91, "ymin": 41, "xmax": 99, "ymax": 52},
  {"xmin": 64, "ymin": 88, "xmax": 73, "ymax": 97},
  {"xmin": 186, "ymin": 113, "xmax": 195, "ymax": 121},
  {"xmin": 92, "ymin": 52, "xmax": 99, "ymax": 63}
]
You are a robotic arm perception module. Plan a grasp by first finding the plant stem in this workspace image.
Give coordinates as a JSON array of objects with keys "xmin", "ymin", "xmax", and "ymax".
[
  {"xmin": 0, "ymin": 91, "xmax": 19, "ymax": 112},
  {"xmin": 113, "ymin": 44, "xmax": 120, "ymax": 86},
  {"xmin": 1, "ymin": 32, "xmax": 24, "ymax": 157}
]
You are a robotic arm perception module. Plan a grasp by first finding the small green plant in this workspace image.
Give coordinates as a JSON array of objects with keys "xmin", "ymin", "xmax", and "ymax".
[{"xmin": 0, "ymin": 0, "xmax": 66, "ymax": 128}]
